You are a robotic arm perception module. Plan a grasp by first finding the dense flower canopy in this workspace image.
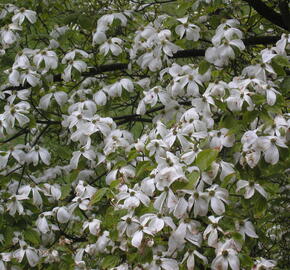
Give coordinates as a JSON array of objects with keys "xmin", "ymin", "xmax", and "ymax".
[{"xmin": 0, "ymin": 0, "xmax": 289, "ymax": 269}]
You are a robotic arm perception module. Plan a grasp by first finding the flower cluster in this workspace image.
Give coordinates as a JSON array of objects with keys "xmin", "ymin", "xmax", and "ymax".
[{"xmin": 0, "ymin": 1, "xmax": 288, "ymax": 270}]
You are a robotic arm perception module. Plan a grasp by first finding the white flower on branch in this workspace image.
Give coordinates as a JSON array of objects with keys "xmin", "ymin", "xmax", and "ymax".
[
  {"xmin": 175, "ymin": 17, "xmax": 200, "ymax": 41},
  {"xmin": 236, "ymin": 180, "xmax": 267, "ymax": 199},
  {"xmin": 12, "ymin": 8, "xmax": 37, "ymax": 25}
]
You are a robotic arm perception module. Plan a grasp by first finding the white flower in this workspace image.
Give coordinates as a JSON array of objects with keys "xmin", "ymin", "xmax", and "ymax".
[
  {"xmin": 36, "ymin": 212, "xmax": 51, "ymax": 234},
  {"xmin": 3, "ymin": 101, "xmax": 30, "ymax": 128},
  {"xmin": 141, "ymin": 213, "xmax": 176, "ymax": 234},
  {"xmin": 56, "ymin": 207, "xmax": 71, "ymax": 223},
  {"xmin": 257, "ymin": 136, "xmax": 287, "ymax": 165},
  {"xmin": 62, "ymin": 60, "xmax": 87, "ymax": 82},
  {"xmin": 92, "ymin": 31, "xmax": 107, "ymax": 45},
  {"xmin": 207, "ymin": 184, "xmax": 228, "ymax": 215},
  {"xmin": 6, "ymin": 194, "xmax": 28, "ymax": 216},
  {"xmin": 93, "ymin": 90, "xmax": 107, "ymax": 105},
  {"xmin": 82, "ymin": 218, "xmax": 101, "ymax": 235},
  {"xmin": 99, "ymin": 37, "xmax": 123, "ymax": 56},
  {"xmin": 18, "ymin": 184, "xmax": 43, "ymax": 207},
  {"xmin": 50, "ymin": 26, "xmax": 69, "ymax": 39},
  {"xmin": 131, "ymin": 220, "xmax": 153, "ymax": 248},
  {"xmin": 26, "ymin": 145, "xmax": 51, "ymax": 166},
  {"xmin": 235, "ymin": 219, "xmax": 258, "ymax": 239},
  {"xmin": 106, "ymin": 78, "xmax": 134, "ymax": 97},
  {"xmin": 210, "ymin": 128, "xmax": 235, "ymax": 151},
  {"xmin": 182, "ymin": 250, "xmax": 208, "ymax": 270},
  {"xmin": 186, "ymin": 189, "xmax": 209, "ymax": 217},
  {"xmin": 175, "ymin": 17, "xmax": 200, "ymax": 41},
  {"xmin": 70, "ymin": 147, "xmax": 96, "ymax": 169},
  {"xmin": 75, "ymin": 180, "xmax": 97, "ymax": 199},
  {"xmin": 155, "ymin": 166, "xmax": 184, "ymax": 191},
  {"xmin": 150, "ymin": 255, "xmax": 179, "ymax": 270},
  {"xmin": 117, "ymin": 213, "xmax": 139, "ymax": 238},
  {"xmin": 20, "ymin": 69, "xmax": 41, "ymax": 86},
  {"xmin": 12, "ymin": 8, "xmax": 37, "ymax": 25},
  {"xmin": 0, "ymin": 24, "xmax": 22, "ymax": 47},
  {"xmin": 39, "ymin": 91, "xmax": 68, "ymax": 110},
  {"xmin": 236, "ymin": 180, "xmax": 267, "ymax": 199},
  {"xmin": 252, "ymin": 257, "xmax": 276, "ymax": 270},
  {"xmin": 204, "ymin": 216, "xmax": 224, "ymax": 247},
  {"xmin": 117, "ymin": 184, "xmax": 150, "ymax": 209},
  {"xmin": 212, "ymin": 242, "xmax": 240, "ymax": 270},
  {"xmin": 14, "ymin": 245, "xmax": 39, "ymax": 267},
  {"xmin": 33, "ymin": 50, "xmax": 58, "ymax": 71}
]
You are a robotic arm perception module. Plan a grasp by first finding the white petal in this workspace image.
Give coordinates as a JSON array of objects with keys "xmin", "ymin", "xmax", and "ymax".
[
  {"xmin": 39, "ymin": 147, "xmax": 51, "ymax": 165},
  {"xmin": 26, "ymin": 249, "xmax": 39, "ymax": 267},
  {"xmin": 131, "ymin": 230, "xmax": 143, "ymax": 248},
  {"xmin": 211, "ymin": 197, "xmax": 225, "ymax": 215},
  {"xmin": 39, "ymin": 93, "xmax": 53, "ymax": 110},
  {"xmin": 57, "ymin": 207, "xmax": 71, "ymax": 223},
  {"xmin": 244, "ymin": 221, "xmax": 258, "ymax": 238},
  {"xmin": 149, "ymin": 218, "xmax": 164, "ymax": 233},
  {"xmin": 264, "ymin": 145, "xmax": 279, "ymax": 165},
  {"xmin": 228, "ymin": 254, "xmax": 240, "ymax": 270},
  {"xmin": 208, "ymin": 229, "xmax": 218, "ymax": 247},
  {"xmin": 54, "ymin": 91, "xmax": 68, "ymax": 106}
]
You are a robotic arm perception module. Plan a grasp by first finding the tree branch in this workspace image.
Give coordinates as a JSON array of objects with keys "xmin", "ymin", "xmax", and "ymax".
[
  {"xmin": 278, "ymin": 0, "xmax": 290, "ymax": 31},
  {"xmin": 0, "ymin": 128, "xmax": 29, "ymax": 144},
  {"xmin": 2, "ymin": 36, "xmax": 281, "ymax": 92},
  {"xmin": 243, "ymin": 0, "xmax": 289, "ymax": 31}
]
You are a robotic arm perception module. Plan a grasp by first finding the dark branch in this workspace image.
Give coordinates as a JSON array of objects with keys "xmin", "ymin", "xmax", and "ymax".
[
  {"xmin": 243, "ymin": 0, "xmax": 289, "ymax": 31},
  {"xmin": 278, "ymin": 0, "xmax": 290, "ymax": 31},
  {"xmin": 243, "ymin": 35, "xmax": 281, "ymax": 45},
  {"xmin": 2, "ymin": 36, "xmax": 281, "ymax": 92},
  {"xmin": 0, "ymin": 128, "xmax": 28, "ymax": 144}
]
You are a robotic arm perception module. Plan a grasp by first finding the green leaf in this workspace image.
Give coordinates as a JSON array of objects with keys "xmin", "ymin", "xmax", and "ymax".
[
  {"xmin": 254, "ymin": 196, "xmax": 267, "ymax": 218},
  {"xmin": 231, "ymin": 232, "xmax": 244, "ymax": 244},
  {"xmin": 196, "ymin": 149, "xmax": 219, "ymax": 171},
  {"xmin": 271, "ymin": 60, "xmax": 286, "ymax": 76},
  {"xmin": 61, "ymin": 184, "xmax": 71, "ymax": 200},
  {"xmin": 78, "ymin": 14, "xmax": 93, "ymax": 29},
  {"xmin": 239, "ymin": 254, "xmax": 254, "ymax": 268},
  {"xmin": 101, "ymin": 255, "xmax": 120, "ymax": 268},
  {"xmin": 280, "ymin": 76, "xmax": 290, "ymax": 95},
  {"xmin": 90, "ymin": 188, "xmax": 109, "ymax": 206},
  {"xmin": 198, "ymin": 60, "xmax": 211, "ymax": 75},
  {"xmin": 24, "ymin": 229, "xmax": 40, "ymax": 245},
  {"xmin": 136, "ymin": 161, "xmax": 154, "ymax": 179},
  {"xmin": 273, "ymin": 55, "xmax": 290, "ymax": 67},
  {"xmin": 169, "ymin": 170, "xmax": 198, "ymax": 191},
  {"xmin": 127, "ymin": 149, "xmax": 139, "ymax": 161}
]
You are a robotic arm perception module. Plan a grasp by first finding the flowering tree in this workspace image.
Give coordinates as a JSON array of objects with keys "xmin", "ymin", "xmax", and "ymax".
[{"xmin": 0, "ymin": 0, "xmax": 289, "ymax": 269}]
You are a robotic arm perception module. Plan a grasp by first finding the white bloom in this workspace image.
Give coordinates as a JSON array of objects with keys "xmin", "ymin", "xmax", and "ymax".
[
  {"xmin": 39, "ymin": 91, "xmax": 68, "ymax": 110},
  {"xmin": 175, "ymin": 17, "xmax": 200, "ymax": 41},
  {"xmin": 204, "ymin": 216, "xmax": 224, "ymax": 247},
  {"xmin": 212, "ymin": 241, "xmax": 240, "ymax": 270},
  {"xmin": 56, "ymin": 207, "xmax": 71, "ymax": 223},
  {"xmin": 252, "ymin": 257, "xmax": 276, "ymax": 270},
  {"xmin": 207, "ymin": 184, "xmax": 228, "ymax": 215},
  {"xmin": 0, "ymin": 24, "xmax": 21, "ymax": 47},
  {"xmin": 14, "ymin": 245, "xmax": 39, "ymax": 267},
  {"xmin": 82, "ymin": 218, "xmax": 101, "ymax": 235},
  {"xmin": 26, "ymin": 145, "xmax": 51, "ymax": 166},
  {"xmin": 33, "ymin": 50, "xmax": 58, "ymax": 71},
  {"xmin": 236, "ymin": 180, "xmax": 267, "ymax": 199},
  {"xmin": 12, "ymin": 8, "xmax": 37, "ymax": 25},
  {"xmin": 235, "ymin": 219, "xmax": 258, "ymax": 239},
  {"xmin": 99, "ymin": 38, "xmax": 123, "ymax": 56}
]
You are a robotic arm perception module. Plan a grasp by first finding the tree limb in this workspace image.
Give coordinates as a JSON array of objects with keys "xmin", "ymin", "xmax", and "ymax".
[
  {"xmin": 1, "ymin": 36, "xmax": 281, "ymax": 92},
  {"xmin": 278, "ymin": 0, "xmax": 290, "ymax": 31},
  {"xmin": 243, "ymin": 0, "xmax": 289, "ymax": 31}
]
